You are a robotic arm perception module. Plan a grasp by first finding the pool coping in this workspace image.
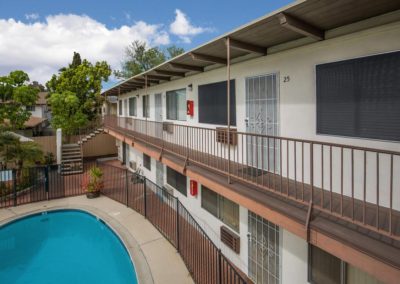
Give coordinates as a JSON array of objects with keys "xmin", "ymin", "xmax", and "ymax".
[{"xmin": 0, "ymin": 204, "xmax": 154, "ymax": 284}]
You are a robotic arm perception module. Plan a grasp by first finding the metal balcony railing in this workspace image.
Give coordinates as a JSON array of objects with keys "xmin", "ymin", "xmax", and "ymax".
[{"xmin": 104, "ymin": 115, "xmax": 400, "ymax": 240}]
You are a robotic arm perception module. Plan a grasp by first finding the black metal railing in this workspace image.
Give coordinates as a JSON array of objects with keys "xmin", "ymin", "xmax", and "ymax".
[
  {"xmin": 97, "ymin": 161, "xmax": 248, "ymax": 284},
  {"xmin": 0, "ymin": 161, "xmax": 249, "ymax": 284}
]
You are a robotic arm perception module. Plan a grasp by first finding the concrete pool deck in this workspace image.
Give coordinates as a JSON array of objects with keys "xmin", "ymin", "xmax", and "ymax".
[{"xmin": 0, "ymin": 195, "xmax": 194, "ymax": 284}]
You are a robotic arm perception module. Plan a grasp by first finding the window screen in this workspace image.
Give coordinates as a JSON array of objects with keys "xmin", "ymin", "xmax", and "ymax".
[
  {"xmin": 201, "ymin": 186, "xmax": 218, "ymax": 217},
  {"xmin": 143, "ymin": 153, "xmax": 151, "ymax": 170},
  {"xmin": 310, "ymin": 246, "xmax": 341, "ymax": 284},
  {"xmin": 129, "ymin": 97, "xmax": 137, "ymax": 116},
  {"xmin": 166, "ymin": 167, "xmax": 187, "ymax": 196},
  {"xmin": 316, "ymin": 51, "xmax": 400, "ymax": 141},
  {"xmin": 166, "ymin": 89, "xmax": 186, "ymax": 121},
  {"xmin": 198, "ymin": 80, "xmax": 236, "ymax": 126}
]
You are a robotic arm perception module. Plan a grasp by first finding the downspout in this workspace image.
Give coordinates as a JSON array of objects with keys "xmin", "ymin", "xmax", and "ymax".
[{"xmin": 226, "ymin": 37, "xmax": 231, "ymax": 184}]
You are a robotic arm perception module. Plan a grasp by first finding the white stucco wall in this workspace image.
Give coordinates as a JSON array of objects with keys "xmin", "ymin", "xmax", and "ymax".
[{"xmin": 113, "ymin": 21, "xmax": 400, "ymax": 282}]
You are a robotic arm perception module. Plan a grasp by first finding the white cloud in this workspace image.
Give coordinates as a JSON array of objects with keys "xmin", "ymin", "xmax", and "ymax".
[
  {"xmin": 169, "ymin": 9, "xmax": 211, "ymax": 43},
  {"xmin": 25, "ymin": 13, "xmax": 39, "ymax": 21},
  {"xmin": 0, "ymin": 14, "xmax": 170, "ymax": 83}
]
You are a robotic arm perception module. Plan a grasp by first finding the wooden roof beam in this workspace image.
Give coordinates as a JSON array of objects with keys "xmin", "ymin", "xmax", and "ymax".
[
  {"xmin": 189, "ymin": 52, "xmax": 226, "ymax": 65},
  {"xmin": 277, "ymin": 13, "xmax": 324, "ymax": 41},
  {"xmin": 169, "ymin": 62, "xmax": 204, "ymax": 72},
  {"xmin": 155, "ymin": 70, "xmax": 185, "ymax": 77},
  {"xmin": 146, "ymin": 75, "xmax": 171, "ymax": 81},
  {"xmin": 226, "ymin": 38, "xmax": 267, "ymax": 55},
  {"xmin": 133, "ymin": 78, "xmax": 159, "ymax": 84}
]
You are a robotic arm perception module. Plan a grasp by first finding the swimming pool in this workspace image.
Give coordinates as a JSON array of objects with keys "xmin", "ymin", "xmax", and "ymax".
[{"xmin": 0, "ymin": 209, "xmax": 138, "ymax": 284}]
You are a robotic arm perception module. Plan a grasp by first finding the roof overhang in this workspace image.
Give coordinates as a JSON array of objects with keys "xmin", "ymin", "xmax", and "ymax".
[{"xmin": 102, "ymin": 0, "xmax": 400, "ymax": 97}]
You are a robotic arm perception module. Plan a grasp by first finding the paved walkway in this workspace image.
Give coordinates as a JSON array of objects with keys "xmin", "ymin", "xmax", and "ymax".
[{"xmin": 0, "ymin": 195, "xmax": 194, "ymax": 284}]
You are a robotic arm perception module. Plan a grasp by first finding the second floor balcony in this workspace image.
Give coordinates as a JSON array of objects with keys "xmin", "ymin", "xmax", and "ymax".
[{"xmin": 103, "ymin": 114, "xmax": 400, "ymax": 243}]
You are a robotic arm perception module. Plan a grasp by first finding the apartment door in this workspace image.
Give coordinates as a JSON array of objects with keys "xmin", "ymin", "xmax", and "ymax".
[
  {"xmin": 154, "ymin": 93, "xmax": 163, "ymax": 139},
  {"xmin": 245, "ymin": 74, "xmax": 279, "ymax": 174},
  {"xmin": 248, "ymin": 211, "xmax": 281, "ymax": 284}
]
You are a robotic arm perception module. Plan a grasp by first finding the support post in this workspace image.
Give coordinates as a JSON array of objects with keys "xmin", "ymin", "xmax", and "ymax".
[
  {"xmin": 226, "ymin": 37, "xmax": 231, "ymax": 184},
  {"xmin": 218, "ymin": 249, "xmax": 222, "ymax": 284},
  {"xmin": 176, "ymin": 199, "xmax": 180, "ymax": 252},
  {"xmin": 12, "ymin": 169, "xmax": 17, "ymax": 206},
  {"xmin": 45, "ymin": 166, "xmax": 49, "ymax": 200},
  {"xmin": 56, "ymin": 128, "xmax": 62, "ymax": 172},
  {"xmin": 145, "ymin": 75, "xmax": 148, "ymax": 147},
  {"xmin": 125, "ymin": 168, "xmax": 129, "ymax": 207},
  {"xmin": 143, "ymin": 177, "xmax": 147, "ymax": 218}
]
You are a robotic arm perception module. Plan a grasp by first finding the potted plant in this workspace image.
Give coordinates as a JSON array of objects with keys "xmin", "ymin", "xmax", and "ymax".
[{"xmin": 82, "ymin": 166, "xmax": 103, "ymax": 198}]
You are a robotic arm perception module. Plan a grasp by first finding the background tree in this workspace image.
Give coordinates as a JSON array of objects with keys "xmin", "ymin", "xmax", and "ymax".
[
  {"xmin": 28, "ymin": 81, "xmax": 46, "ymax": 92},
  {"xmin": 0, "ymin": 70, "xmax": 39, "ymax": 131},
  {"xmin": 0, "ymin": 132, "xmax": 43, "ymax": 170},
  {"xmin": 114, "ymin": 41, "xmax": 185, "ymax": 79},
  {"xmin": 46, "ymin": 52, "xmax": 111, "ymax": 135}
]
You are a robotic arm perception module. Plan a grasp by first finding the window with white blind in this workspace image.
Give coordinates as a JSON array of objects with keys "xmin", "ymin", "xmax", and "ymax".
[
  {"xmin": 166, "ymin": 89, "xmax": 186, "ymax": 121},
  {"xmin": 129, "ymin": 97, "xmax": 137, "ymax": 116}
]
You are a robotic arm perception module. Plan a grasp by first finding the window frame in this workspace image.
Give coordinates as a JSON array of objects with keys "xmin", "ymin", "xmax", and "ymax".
[
  {"xmin": 166, "ymin": 167, "xmax": 187, "ymax": 196},
  {"xmin": 142, "ymin": 95, "xmax": 150, "ymax": 118},
  {"xmin": 166, "ymin": 88, "xmax": 187, "ymax": 121},
  {"xmin": 143, "ymin": 153, "xmax": 151, "ymax": 170},
  {"xmin": 129, "ymin": 97, "xmax": 137, "ymax": 117},
  {"xmin": 201, "ymin": 186, "xmax": 239, "ymax": 232}
]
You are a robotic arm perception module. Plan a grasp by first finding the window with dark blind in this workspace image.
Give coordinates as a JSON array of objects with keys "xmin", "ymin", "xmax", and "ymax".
[
  {"xmin": 316, "ymin": 51, "xmax": 400, "ymax": 141},
  {"xmin": 309, "ymin": 245, "xmax": 341, "ymax": 284},
  {"xmin": 198, "ymin": 80, "xmax": 236, "ymax": 126},
  {"xmin": 129, "ymin": 97, "xmax": 137, "ymax": 116},
  {"xmin": 118, "ymin": 100, "xmax": 122, "ymax": 116},
  {"xmin": 166, "ymin": 89, "xmax": 186, "ymax": 121},
  {"xmin": 166, "ymin": 167, "xmax": 187, "ymax": 196},
  {"xmin": 143, "ymin": 154, "xmax": 151, "ymax": 170},
  {"xmin": 142, "ymin": 95, "xmax": 150, "ymax": 118}
]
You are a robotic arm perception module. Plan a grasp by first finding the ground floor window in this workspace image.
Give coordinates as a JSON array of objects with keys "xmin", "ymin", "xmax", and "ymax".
[
  {"xmin": 248, "ymin": 211, "xmax": 280, "ymax": 284},
  {"xmin": 166, "ymin": 167, "xmax": 187, "ymax": 196},
  {"xmin": 201, "ymin": 186, "xmax": 239, "ymax": 232},
  {"xmin": 143, "ymin": 154, "xmax": 151, "ymax": 170},
  {"xmin": 309, "ymin": 245, "xmax": 381, "ymax": 284}
]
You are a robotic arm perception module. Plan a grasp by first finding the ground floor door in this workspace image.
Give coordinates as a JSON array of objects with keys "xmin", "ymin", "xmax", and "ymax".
[
  {"xmin": 245, "ymin": 74, "xmax": 279, "ymax": 174},
  {"xmin": 248, "ymin": 211, "xmax": 281, "ymax": 284}
]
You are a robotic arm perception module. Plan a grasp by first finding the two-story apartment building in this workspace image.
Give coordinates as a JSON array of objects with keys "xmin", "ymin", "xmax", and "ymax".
[
  {"xmin": 19, "ymin": 92, "xmax": 50, "ymax": 136},
  {"xmin": 102, "ymin": 1, "xmax": 400, "ymax": 283}
]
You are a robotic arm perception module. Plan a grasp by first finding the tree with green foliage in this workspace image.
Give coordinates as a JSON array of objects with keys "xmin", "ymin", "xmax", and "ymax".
[
  {"xmin": 114, "ymin": 41, "xmax": 185, "ymax": 79},
  {"xmin": 0, "ymin": 70, "xmax": 39, "ymax": 131},
  {"xmin": 0, "ymin": 132, "xmax": 43, "ymax": 169},
  {"xmin": 46, "ymin": 52, "xmax": 111, "ymax": 135}
]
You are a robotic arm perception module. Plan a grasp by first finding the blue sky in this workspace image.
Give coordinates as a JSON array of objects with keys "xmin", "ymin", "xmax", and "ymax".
[{"xmin": 0, "ymin": 0, "xmax": 293, "ymax": 86}]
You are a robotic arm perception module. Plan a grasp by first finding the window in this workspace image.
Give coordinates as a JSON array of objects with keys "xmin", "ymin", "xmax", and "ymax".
[
  {"xmin": 166, "ymin": 89, "xmax": 186, "ymax": 121},
  {"xmin": 26, "ymin": 105, "xmax": 35, "ymax": 111},
  {"xmin": 124, "ymin": 99, "xmax": 128, "ymax": 116},
  {"xmin": 142, "ymin": 95, "xmax": 150, "ymax": 118},
  {"xmin": 316, "ymin": 51, "xmax": 400, "ymax": 141},
  {"xmin": 309, "ymin": 246, "xmax": 381, "ymax": 284},
  {"xmin": 201, "ymin": 186, "xmax": 239, "ymax": 232},
  {"xmin": 143, "ymin": 154, "xmax": 151, "ymax": 170},
  {"xmin": 166, "ymin": 167, "xmax": 187, "ymax": 196},
  {"xmin": 198, "ymin": 80, "xmax": 236, "ymax": 126},
  {"xmin": 118, "ymin": 100, "xmax": 122, "ymax": 116},
  {"xmin": 129, "ymin": 97, "xmax": 137, "ymax": 116}
]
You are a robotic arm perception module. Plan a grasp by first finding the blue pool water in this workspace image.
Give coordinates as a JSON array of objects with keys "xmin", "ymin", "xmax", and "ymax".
[{"xmin": 0, "ymin": 210, "xmax": 138, "ymax": 284}]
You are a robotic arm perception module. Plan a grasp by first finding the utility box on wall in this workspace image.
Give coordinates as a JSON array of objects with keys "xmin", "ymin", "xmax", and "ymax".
[
  {"xmin": 187, "ymin": 100, "xmax": 194, "ymax": 116},
  {"xmin": 190, "ymin": 180, "xmax": 198, "ymax": 196}
]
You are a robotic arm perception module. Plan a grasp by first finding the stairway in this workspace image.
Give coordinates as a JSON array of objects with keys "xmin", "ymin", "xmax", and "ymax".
[
  {"xmin": 60, "ymin": 127, "xmax": 104, "ymax": 175},
  {"xmin": 61, "ymin": 144, "xmax": 83, "ymax": 175},
  {"xmin": 77, "ymin": 128, "xmax": 104, "ymax": 145}
]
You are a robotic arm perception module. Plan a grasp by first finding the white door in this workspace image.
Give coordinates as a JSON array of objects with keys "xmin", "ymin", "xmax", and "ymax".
[{"xmin": 245, "ymin": 74, "xmax": 279, "ymax": 173}]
